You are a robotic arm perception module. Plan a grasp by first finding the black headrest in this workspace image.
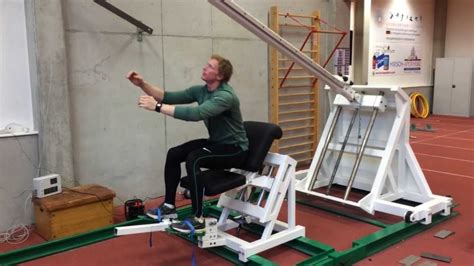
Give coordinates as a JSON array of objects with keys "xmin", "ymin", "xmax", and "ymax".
[{"xmin": 240, "ymin": 121, "xmax": 282, "ymax": 172}]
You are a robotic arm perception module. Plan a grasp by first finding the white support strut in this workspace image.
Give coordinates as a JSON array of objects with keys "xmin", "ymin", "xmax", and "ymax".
[{"xmin": 115, "ymin": 219, "xmax": 173, "ymax": 236}]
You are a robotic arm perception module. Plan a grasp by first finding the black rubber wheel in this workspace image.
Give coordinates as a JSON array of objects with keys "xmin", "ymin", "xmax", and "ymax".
[
  {"xmin": 183, "ymin": 189, "xmax": 191, "ymax": 199},
  {"xmin": 404, "ymin": 211, "xmax": 413, "ymax": 223}
]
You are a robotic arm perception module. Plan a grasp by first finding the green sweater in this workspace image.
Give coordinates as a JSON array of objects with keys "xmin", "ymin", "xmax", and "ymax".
[{"xmin": 163, "ymin": 83, "xmax": 249, "ymax": 150}]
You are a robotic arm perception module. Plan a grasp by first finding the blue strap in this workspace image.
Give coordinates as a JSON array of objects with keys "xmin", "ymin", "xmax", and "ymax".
[
  {"xmin": 155, "ymin": 208, "xmax": 162, "ymax": 222},
  {"xmin": 183, "ymin": 219, "xmax": 196, "ymax": 266},
  {"xmin": 149, "ymin": 208, "xmax": 162, "ymax": 248},
  {"xmin": 183, "ymin": 219, "xmax": 195, "ymax": 235}
]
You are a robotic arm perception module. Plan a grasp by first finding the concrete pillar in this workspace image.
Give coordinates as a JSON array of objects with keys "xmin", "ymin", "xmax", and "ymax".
[
  {"xmin": 352, "ymin": 0, "xmax": 370, "ymax": 85},
  {"xmin": 27, "ymin": 0, "xmax": 74, "ymax": 186},
  {"xmin": 432, "ymin": 0, "xmax": 447, "ymax": 63}
]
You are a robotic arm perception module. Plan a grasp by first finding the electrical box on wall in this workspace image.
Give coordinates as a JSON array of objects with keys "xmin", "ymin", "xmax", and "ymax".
[{"xmin": 33, "ymin": 174, "xmax": 62, "ymax": 198}]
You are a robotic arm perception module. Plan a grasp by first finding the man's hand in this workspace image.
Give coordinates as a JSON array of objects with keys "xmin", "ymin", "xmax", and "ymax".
[
  {"xmin": 127, "ymin": 71, "xmax": 145, "ymax": 87},
  {"xmin": 138, "ymin": 95, "xmax": 158, "ymax": 111}
]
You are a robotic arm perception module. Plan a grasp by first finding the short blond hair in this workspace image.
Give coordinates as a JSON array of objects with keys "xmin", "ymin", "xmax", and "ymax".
[{"xmin": 211, "ymin": 54, "xmax": 233, "ymax": 83}]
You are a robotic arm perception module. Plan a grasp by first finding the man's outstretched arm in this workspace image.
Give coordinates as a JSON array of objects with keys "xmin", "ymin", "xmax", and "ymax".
[{"xmin": 127, "ymin": 70, "xmax": 165, "ymax": 101}]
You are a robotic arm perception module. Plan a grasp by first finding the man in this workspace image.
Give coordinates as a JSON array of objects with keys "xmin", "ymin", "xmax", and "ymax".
[{"xmin": 127, "ymin": 54, "xmax": 249, "ymax": 233}]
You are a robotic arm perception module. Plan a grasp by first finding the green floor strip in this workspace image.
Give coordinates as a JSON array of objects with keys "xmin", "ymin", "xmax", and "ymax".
[
  {"xmin": 240, "ymin": 222, "xmax": 334, "ymax": 258},
  {"xmin": 0, "ymin": 218, "xmax": 152, "ymax": 265},
  {"xmin": 286, "ymin": 237, "xmax": 334, "ymax": 258},
  {"xmin": 0, "ymin": 198, "xmax": 457, "ymax": 266},
  {"xmin": 296, "ymin": 199, "xmax": 390, "ymax": 228},
  {"xmin": 171, "ymin": 232, "xmax": 276, "ymax": 266},
  {"xmin": 206, "ymin": 205, "xmax": 335, "ymax": 261},
  {"xmin": 0, "ymin": 199, "xmax": 272, "ymax": 266},
  {"xmin": 296, "ymin": 211, "xmax": 458, "ymax": 265}
]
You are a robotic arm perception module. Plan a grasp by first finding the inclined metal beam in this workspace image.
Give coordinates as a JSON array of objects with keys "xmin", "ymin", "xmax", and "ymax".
[
  {"xmin": 208, "ymin": 0, "xmax": 356, "ymax": 102},
  {"xmin": 94, "ymin": 0, "xmax": 153, "ymax": 34}
]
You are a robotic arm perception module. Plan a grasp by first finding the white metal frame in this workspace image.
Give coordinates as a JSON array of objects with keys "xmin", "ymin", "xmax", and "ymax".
[
  {"xmin": 295, "ymin": 86, "xmax": 452, "ymax": 224},
  {"xmin": 115, "ymin": 152, "xmax": 304, "ymax": 262},
  {"xmin": 208, "ymin": 0, "xmax": 452, "ymax": 224},
  {"xmin": 214, "ymin": 152, "xmax": 304, "ymax": 262}
]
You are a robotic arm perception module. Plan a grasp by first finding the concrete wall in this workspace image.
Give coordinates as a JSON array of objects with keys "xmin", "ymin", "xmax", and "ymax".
[
  {"xmin": 62, "ymin": 0, "xmax": 345, "ymax": 202},
  {"xmin": 432, "ymin": 0, "xmax": 447, "ymax": 66},
  {"xmin": 0, "ymin": 0, "xmax": 72, "ymax": 232},
  {"xmin": 0, "ymin": 0, "xmax": 349, "ymax": 231},
  {"xmin": 31, "ymin": 0, "xmax": 75, "ymax": 188},
  {"xmin": 0, "ymin": 135, "xmax": 38, "ymax": 231},
  {"xmin": 353, "ymin": 0, "xmax": 370, "ymax": 85}
]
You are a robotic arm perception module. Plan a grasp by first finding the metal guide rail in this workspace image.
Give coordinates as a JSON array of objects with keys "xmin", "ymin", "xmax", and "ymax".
[{"xmin": 0, "ymin": 199, "xmax": 457, "ymax": 265}]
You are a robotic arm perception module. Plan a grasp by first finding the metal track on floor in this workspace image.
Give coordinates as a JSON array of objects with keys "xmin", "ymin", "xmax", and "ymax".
[
  {"xmin": 0, "ymin": 199, "xmax": 457, "ymax": 266},
  {"xmin": 0, "ymin": 199, "xmax": 273, "ymax": 266},
  {"xmin": 294, "ymin": 199, "xmax": 458, "ymax": 265}
]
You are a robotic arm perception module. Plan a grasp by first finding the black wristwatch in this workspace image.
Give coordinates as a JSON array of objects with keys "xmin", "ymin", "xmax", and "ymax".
[{"xmin": 155, "ymin": 102, "xmax": 162, "ymax": 113}]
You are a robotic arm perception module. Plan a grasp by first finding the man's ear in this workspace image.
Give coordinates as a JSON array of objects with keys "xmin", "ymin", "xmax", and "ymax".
[{"xmin": 216, "ymin": 73, "xmax": 224, "ymax": 81}]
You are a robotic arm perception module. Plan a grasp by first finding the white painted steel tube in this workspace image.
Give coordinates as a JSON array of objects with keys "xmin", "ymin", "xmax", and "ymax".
[{"xmin": 208, "ymin": 0, "xmax": 356, "ymax": 102}]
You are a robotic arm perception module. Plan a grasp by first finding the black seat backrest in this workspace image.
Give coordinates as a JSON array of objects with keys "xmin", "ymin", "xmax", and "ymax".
[{"xmin": 240, "ymin": 121, "xmax": 283, "ymax": 172}]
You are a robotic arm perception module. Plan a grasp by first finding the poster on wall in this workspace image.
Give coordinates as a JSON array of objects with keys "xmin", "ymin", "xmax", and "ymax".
[{"xmin": 368, "ymin": 0, "xmax": 434, "ymax": 87}]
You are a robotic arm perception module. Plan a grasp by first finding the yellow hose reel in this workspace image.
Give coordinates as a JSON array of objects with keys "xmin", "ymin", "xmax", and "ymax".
[{"xmin": 409, "ymin": 92, "xmax": 430, "ymax": 118}]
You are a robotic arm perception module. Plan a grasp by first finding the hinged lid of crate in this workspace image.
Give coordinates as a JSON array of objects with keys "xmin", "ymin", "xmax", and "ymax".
[{"xmin": 34, "ymin": 184, "xmax": 115, "ymax": 212}]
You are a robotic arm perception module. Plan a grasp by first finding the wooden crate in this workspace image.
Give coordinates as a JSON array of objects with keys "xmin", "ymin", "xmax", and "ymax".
[{"xmin": 34, "ymin": 184, "xmax": 115, "ymax": 240}]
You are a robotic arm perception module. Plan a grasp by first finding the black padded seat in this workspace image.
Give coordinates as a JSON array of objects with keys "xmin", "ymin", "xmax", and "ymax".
[
  {"xmin": 180, "ymin": 121, "xmax": 282, "ymax": 196},
  {"xmin": 180, "ymin": 170, "xmax": 246, "ymax": 196}
]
